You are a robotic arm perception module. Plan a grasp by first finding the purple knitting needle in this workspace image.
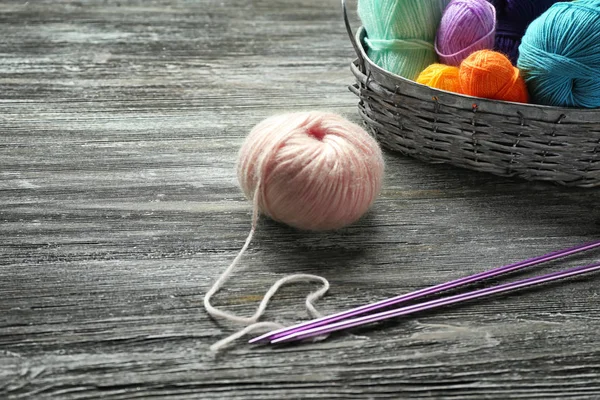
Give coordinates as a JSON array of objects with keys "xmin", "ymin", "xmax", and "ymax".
[
  {"xmin": 272, "ymin": 261, "xmax": 600, "ymax": 344},
  {"xmin": 249, "ymin": 240, "xmax": 600, "ymax": 344}
]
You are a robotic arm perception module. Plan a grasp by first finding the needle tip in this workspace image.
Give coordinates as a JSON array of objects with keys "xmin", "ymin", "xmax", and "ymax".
[{"xmin": 248, "ymin": 333, "xmax": 272, "ymax": 344}]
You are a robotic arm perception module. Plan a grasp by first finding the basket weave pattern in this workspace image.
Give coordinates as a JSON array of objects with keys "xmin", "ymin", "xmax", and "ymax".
[{"xmin": 345, "ymin": 20, "xmax": 600, "ymax": 187}]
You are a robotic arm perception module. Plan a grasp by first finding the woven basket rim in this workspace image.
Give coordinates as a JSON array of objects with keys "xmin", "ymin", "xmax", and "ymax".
[{"xmin": 354, "ymin": 26, "xmax": 600, "ymax": 118}]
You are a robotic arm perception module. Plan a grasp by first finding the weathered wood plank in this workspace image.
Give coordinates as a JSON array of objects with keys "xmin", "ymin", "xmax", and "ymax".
[{"xmin": 1, "ymin": 0, "xmax": 600, "ymax": 399}]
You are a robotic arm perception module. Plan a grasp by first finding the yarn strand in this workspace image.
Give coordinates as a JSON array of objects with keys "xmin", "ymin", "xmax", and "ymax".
[
  {"xmin": 204, "ymin": 184, "xmax": 331, "ymax": 351},
  {"xmin": 209, "ymin": 322, "xmax": 284, "ymax": 352},
  {"xmin": 207, "ymin": 112, "xmax": 383, "ymax": 351}
]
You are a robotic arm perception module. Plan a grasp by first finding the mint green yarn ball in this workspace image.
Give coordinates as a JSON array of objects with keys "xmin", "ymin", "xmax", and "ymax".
[
  {"xmin": 358, "ymin": 0, "xmax": 451, "ymax": 80},
  {"xmin": 517, "ymin": 0, "xmax": 600, "ymax": 108}
]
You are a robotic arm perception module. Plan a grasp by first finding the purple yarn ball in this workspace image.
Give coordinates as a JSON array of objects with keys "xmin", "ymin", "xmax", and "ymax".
[
  {"xmin": 488, "ymin": 0, "xmax": 562, "ymax": 64},
  {"xmin": 435, "ymin": 0, "xmax": 497, "ymax": 66}
]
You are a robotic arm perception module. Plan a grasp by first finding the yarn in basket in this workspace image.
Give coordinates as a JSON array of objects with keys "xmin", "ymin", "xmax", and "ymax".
[
  {"xmin": 358, "ymin": 0, "xmax": 451, "ymax": 80},
  {"xmin": 459, "ymin": 49, "xmax": 529, "ymax": 103},
  {"xmin": 417, "ymin": 64, "xmax": 461, "ymax": 92},
  {"xmin": 487, "ymin": 0, "xmax": 561, "ymax": 64},
  {"xmin": 518, "ymin": 0, "xmax": 600, "ymax": 108},
  {"xmin": 435, "ymin": 0, "xmax": 496, "ymax": 66}
]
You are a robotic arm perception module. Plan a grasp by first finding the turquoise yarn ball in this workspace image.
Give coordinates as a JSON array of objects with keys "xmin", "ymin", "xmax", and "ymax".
[
  {"xmin": 358, "ymin": 0, "xmax": 451, "ymax": 80},
  {"xmin": 517, "ymin": 0, "xmax": 600, "ymax": 108}
]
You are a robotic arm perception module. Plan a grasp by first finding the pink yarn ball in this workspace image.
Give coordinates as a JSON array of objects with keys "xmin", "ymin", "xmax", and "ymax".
[
  {"xmin": 435, "ymin": 0, "xmax": 496, "ymax": 66},
  {"xmin": 237, "ymin": 112, "xmax": 384, "ymax": 231}
]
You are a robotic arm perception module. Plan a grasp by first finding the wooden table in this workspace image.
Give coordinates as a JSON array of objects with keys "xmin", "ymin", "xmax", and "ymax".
[{"xmin": 2, "ymin": 1, "xmax": 600, "ymax": 398}]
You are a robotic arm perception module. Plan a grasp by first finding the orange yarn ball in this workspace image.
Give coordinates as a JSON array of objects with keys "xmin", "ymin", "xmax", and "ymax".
[
  {"xmin": 417, "ymin": 64, "xmax": 461, "ymax": 93},
  {"xmin": 459, "ymin": 50, "xmax": 529, "ymax": 103}
]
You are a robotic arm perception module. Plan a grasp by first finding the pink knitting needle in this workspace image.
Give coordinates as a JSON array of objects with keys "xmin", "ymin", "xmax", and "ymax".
[
  {"xmin": 249, "ymin": 240, "xmax": 600, "ymax": 344},
  {"xmin": 272, "ymin": 260, "xmax": 600, "ymax": 344}
]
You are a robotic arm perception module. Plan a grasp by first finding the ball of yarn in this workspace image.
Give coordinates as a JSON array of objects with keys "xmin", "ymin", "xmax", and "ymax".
[
  {"xmin": 358, "ymin": 0, "xmax": 451, "ymax": 80},
  {"xmin": 237, "ymin": 112, "xmax": 384, "ymax": 231},
  {"xmin": 459, "ymin": 50, "xmax": 528, "ymax": 103},
  {"xmin": 435, "ymin": 0, "xmax": 496, "ymax": 66},
  {"xmin": 488, "ymin": 0, "xmax": 560, "ymax": 64},
  {"xmin": 517, "ymin": 1, "xmax": 600, "ymax": 108},
  {"xmin": 417, "ymin": 64, "xmax": 461, "ymax": 93}
]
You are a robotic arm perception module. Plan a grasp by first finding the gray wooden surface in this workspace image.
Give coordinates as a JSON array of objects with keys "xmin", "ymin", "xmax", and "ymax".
[{"xmin": 2, "ymin": 1, "xmax": 600, "ymax": 399}]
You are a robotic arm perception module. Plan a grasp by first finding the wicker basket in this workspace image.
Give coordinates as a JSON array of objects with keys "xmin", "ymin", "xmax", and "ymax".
[{"xmin": 342, "ymin": 0, "xmax": 600, "ymax": 188}]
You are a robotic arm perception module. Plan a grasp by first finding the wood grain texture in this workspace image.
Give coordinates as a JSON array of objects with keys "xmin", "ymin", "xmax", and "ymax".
[{"xmin": 1, "ymin": 1, "xmax": 600, "ymax": 399}]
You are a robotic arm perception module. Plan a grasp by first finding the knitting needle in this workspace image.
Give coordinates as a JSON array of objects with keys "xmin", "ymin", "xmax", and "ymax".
[
  {"xmin": 272, "ymin": 260, "xmax": 600, "ymax": 344},
  {"xmin": 249, "ymin": 240, "xmax": 600, "ymax": 344}
]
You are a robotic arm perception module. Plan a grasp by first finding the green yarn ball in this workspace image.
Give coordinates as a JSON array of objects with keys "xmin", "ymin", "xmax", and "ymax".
[{"xmin": 358, "ymin": 0, "xmax": 451, "ymax": 80}]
